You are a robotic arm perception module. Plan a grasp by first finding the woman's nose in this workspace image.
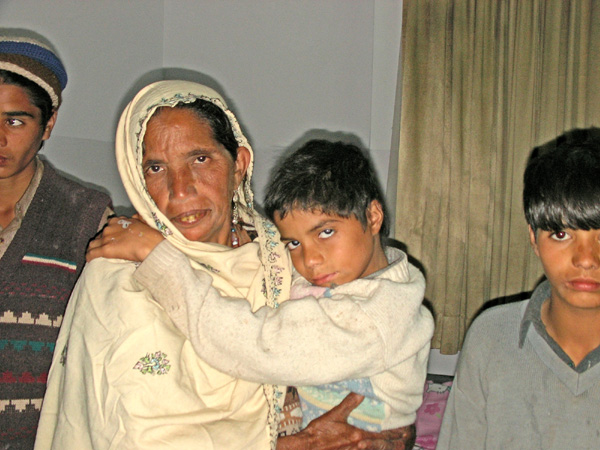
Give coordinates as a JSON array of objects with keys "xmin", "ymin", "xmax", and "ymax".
[{"xmin": 169, "ymin": 169, "xmax": 196, "ymax": 199}]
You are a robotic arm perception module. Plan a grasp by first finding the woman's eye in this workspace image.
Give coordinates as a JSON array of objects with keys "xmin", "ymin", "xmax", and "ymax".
[
  {"xmin": 551, "ymin": 230, "xmax": 570, "ymax": 241},
  {"xmin": 145, "ymin": 165, "xmax": 163, "ymax": 174},
  {"xmin": 319, "ymin": 229, "xmax": 334, "ymax": 239},
  {"xmin": 286, "ymin": 240, "xmax": 300, "ymax": 250}
]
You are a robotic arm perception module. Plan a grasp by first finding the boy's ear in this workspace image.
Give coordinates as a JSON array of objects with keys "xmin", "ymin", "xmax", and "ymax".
[
  {"xmin": 42, "ymin": 110, "xmax": 58, "ymax": 141},
  {"xmin": 366, "ymin": 200, "xmax": 384, "ymax": 235},
  {"xmin": 528, "ymin": 226, "xmax": 540, "ymax": 256}
]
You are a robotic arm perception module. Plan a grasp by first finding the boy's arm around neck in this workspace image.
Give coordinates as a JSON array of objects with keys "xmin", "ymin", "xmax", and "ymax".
[{"xmin": 134, "ymin": 242, "xmax": 433, "ymax": 385}]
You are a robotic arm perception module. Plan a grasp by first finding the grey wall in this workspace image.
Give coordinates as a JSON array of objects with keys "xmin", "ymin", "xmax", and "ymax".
[
  {"xmin": 0, "ymin": 0, "xmax": 402, "ymax": 212},
  {"xmin": 2, "ymin": 1, "xmax": 464, "ymax": 371}
]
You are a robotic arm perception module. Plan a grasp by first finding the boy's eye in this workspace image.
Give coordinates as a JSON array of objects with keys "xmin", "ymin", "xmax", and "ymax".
[
  {"xmin": 550, "ymin": 230, "xmax": 570, "ymax": 241},
  {"xmin": 6, "ymin": 118, "xmax": 24, "ymax": 127},
  {"xmin": 319, "ymin": 229, "xmax": 334, "ymax": 239},
  {"xmin": 285, "ymin": 240, "xmax": 300, "ymax": 250}
]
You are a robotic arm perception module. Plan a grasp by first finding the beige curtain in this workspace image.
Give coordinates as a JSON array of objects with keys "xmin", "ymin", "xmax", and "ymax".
[{"xmin": 391, "ymin": 0, "xmax": 600, "ymax": 354}]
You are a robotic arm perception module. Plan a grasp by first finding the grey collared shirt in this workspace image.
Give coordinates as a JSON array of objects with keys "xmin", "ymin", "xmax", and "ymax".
[{"xmin": 519, "ymin": 280, "xmax": 600, "ymax": 373}]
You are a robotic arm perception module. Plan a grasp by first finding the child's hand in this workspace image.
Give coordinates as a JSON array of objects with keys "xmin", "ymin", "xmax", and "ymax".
[{"xmin": 86, "ymin": 215, "xmax": 164, "ymax": 263}]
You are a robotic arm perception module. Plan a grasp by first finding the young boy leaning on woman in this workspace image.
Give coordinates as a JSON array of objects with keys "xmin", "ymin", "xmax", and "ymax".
[
  {"xmin": 133, "ymin": 139, "xmax": 434, "ymax": 442},
  {"xmin": 437, "ymin": 127, "xmax": 600, "ymax": 449}
]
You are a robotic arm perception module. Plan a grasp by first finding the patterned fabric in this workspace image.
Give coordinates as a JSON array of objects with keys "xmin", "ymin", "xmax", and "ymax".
[
  {"xmin": 132, "ymin": 351, "xmax": 171, "ymax": 375},
  {"xmin": 0, "ymin": 163, "xmax": 110, "ymax": 449},
  {"xmin": 414, "ymin": 378, "xmax": 453, "ymax": 450},
  {"xmin": 277, "ymin": 387, "xmax": 302, "ymax": 437},
  {"xmin": 298, "ymin": 380, "xmax": 384, "ymax": 432}
]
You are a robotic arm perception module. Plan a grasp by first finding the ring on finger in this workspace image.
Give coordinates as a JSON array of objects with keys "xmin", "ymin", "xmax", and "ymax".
[{"xmin": 118, "ymin": 219, "xmax": 132, "ymax": 229}]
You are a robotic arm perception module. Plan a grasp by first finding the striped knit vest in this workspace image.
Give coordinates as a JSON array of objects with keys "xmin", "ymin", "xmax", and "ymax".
[{"xmin": 0, "ymin": 164, "xmax": 111, "ymax": 449}]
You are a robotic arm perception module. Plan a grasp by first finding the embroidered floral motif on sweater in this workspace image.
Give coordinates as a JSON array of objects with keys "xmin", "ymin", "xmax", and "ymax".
[{"xmin": 133, "ymin": 351, "xmax": 171, "ymax": 375}]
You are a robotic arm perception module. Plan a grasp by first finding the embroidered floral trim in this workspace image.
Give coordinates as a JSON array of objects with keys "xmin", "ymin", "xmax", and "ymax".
[
  {"xmin": 198, "ymin": 262, "xmax": 220, "ymax": 273},
  {"xmin": 264, "ymin": 383, "xmax": 285, "ymax": 450},
  {"xmin": 151, "ymin": 212, "xmax": 173, "ymax": 237},
  {"xmin": 133, "ymin": 351, "xmax": 171, "ymax": 375},
  {"xmin": 257, "ymin": 219, "xmax": 290, "ymax": 448},
  {"xmin": 261, "ymin": 221, "xmax": 285, "ymax": 309},
  {"xmin": 59, "ymin": 344, "xmax": 68, "ymax": 366}
]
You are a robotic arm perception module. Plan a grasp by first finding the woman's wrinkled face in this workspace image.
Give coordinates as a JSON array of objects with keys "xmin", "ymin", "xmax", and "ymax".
[{"xmin": 142, "ymin": 106, "xmax": 245, "ymax": 245}]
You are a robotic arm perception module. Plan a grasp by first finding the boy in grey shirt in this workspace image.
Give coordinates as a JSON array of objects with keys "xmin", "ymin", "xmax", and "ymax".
[{"xmin": 438, "ymin": 127, "xmax": 600, "ymax": 449}]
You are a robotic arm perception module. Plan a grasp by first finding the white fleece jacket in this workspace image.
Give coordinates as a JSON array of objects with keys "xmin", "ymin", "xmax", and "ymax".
[{"xmin": 134, "ymin": 242, "xmax": 434, "ymax": 428}]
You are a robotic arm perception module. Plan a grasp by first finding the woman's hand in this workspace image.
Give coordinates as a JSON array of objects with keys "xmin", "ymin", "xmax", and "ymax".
[
  {"xmin": 277, "ymin": 392, "xmax": 415, "ymax": 450},
  {"xmin": 357, "ymin": 425, "xmax": 415, "ymax": 450},
  {"xmin": 277, "ymin": 392, "xmax": 364, "ymax": 450},
  {"xmin": 86, "ymin": 215, "xmax": 164, "ymax": 263}
]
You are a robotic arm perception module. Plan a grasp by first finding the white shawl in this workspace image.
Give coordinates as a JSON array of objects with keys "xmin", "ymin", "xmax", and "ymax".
[{"xmin": 35, "ymin": 81, "xmax": 291, "ymax": 450}]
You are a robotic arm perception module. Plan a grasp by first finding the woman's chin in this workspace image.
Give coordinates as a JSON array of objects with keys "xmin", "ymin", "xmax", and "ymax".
[
  {"xmin": 175, "ymin": 225, "xmax": 228, "ymax": 245},
  {"xmin": 179, "ymin": 228, "xmax": 207, "ymax": 242}
]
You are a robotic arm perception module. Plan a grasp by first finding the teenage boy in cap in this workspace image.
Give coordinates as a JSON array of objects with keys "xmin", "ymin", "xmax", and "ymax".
[
  {"xmin": 437, "ymin": 127, "xmax": 600, "ymax": 449},
  {"xmin": 0, "ymin": 32, "xmax": 111, "ymax": 448}
]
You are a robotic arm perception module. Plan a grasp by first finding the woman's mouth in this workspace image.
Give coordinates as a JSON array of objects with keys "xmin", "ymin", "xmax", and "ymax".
[{"xmin": 171, "ymin": 210, "xmax": 208, "ymax": 226}]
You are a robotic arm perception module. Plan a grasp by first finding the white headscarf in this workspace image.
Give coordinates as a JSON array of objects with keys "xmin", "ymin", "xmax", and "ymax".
[{"xmin": 116, "ymin": 80, "xmax": 290, "ymax": 309}]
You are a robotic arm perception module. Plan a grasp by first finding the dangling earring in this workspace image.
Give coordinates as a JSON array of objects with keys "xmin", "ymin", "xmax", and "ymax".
[
  {"xmin": 231, "ymin": 191, "xmax": 240, "ymax": 248},
  {"xmin": 232, "ymin": 191, "xmax": 239, "ymax": 225},
  {"xmin": 230, "ymin": 223, "xmax": 239, "ymax": 247}
]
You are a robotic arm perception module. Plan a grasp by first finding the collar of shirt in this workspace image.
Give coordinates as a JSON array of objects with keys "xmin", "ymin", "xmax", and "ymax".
[{"xmin": 519, "ymin": 280, "xmax": 600, "ymax": 373}]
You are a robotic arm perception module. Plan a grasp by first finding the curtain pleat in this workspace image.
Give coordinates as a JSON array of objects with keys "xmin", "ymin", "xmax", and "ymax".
[{"xmin": 392, "ymin": 0, "xmax": 600, "ymax": 354}]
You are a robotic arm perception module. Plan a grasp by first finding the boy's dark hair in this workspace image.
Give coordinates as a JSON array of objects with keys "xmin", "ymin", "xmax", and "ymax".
[
  {"xmin": 0, "ymin": 69, "xmax": 54, "ymax": 128},
  {"xmin": 265, "ymin": 139, "xmax": 390, "ymax": 237},
  {"xmin": 524, "ymin": 127, "xmax": 600, "ymax": 232}
]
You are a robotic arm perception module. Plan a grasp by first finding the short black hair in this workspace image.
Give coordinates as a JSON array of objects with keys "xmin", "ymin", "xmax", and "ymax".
[
  {"xmin": 155, "ymin": 98, "xmax": 239, "ymax": 161},
  {"xmin": 524, "ymin": 127, "xmax": 600, "ymax": 232},
  {"xmin": 264, "ymin": 139, "xmax": 389, "ymax": 237},
  {"xmin": 0, "ymin": 69, "xmax": 54, "ymax": 128}
]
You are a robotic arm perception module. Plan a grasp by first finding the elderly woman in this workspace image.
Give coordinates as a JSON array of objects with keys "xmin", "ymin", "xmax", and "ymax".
[{"xmin": 36, "ymin": 80, "xmax": 411, "ymax": 450}]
